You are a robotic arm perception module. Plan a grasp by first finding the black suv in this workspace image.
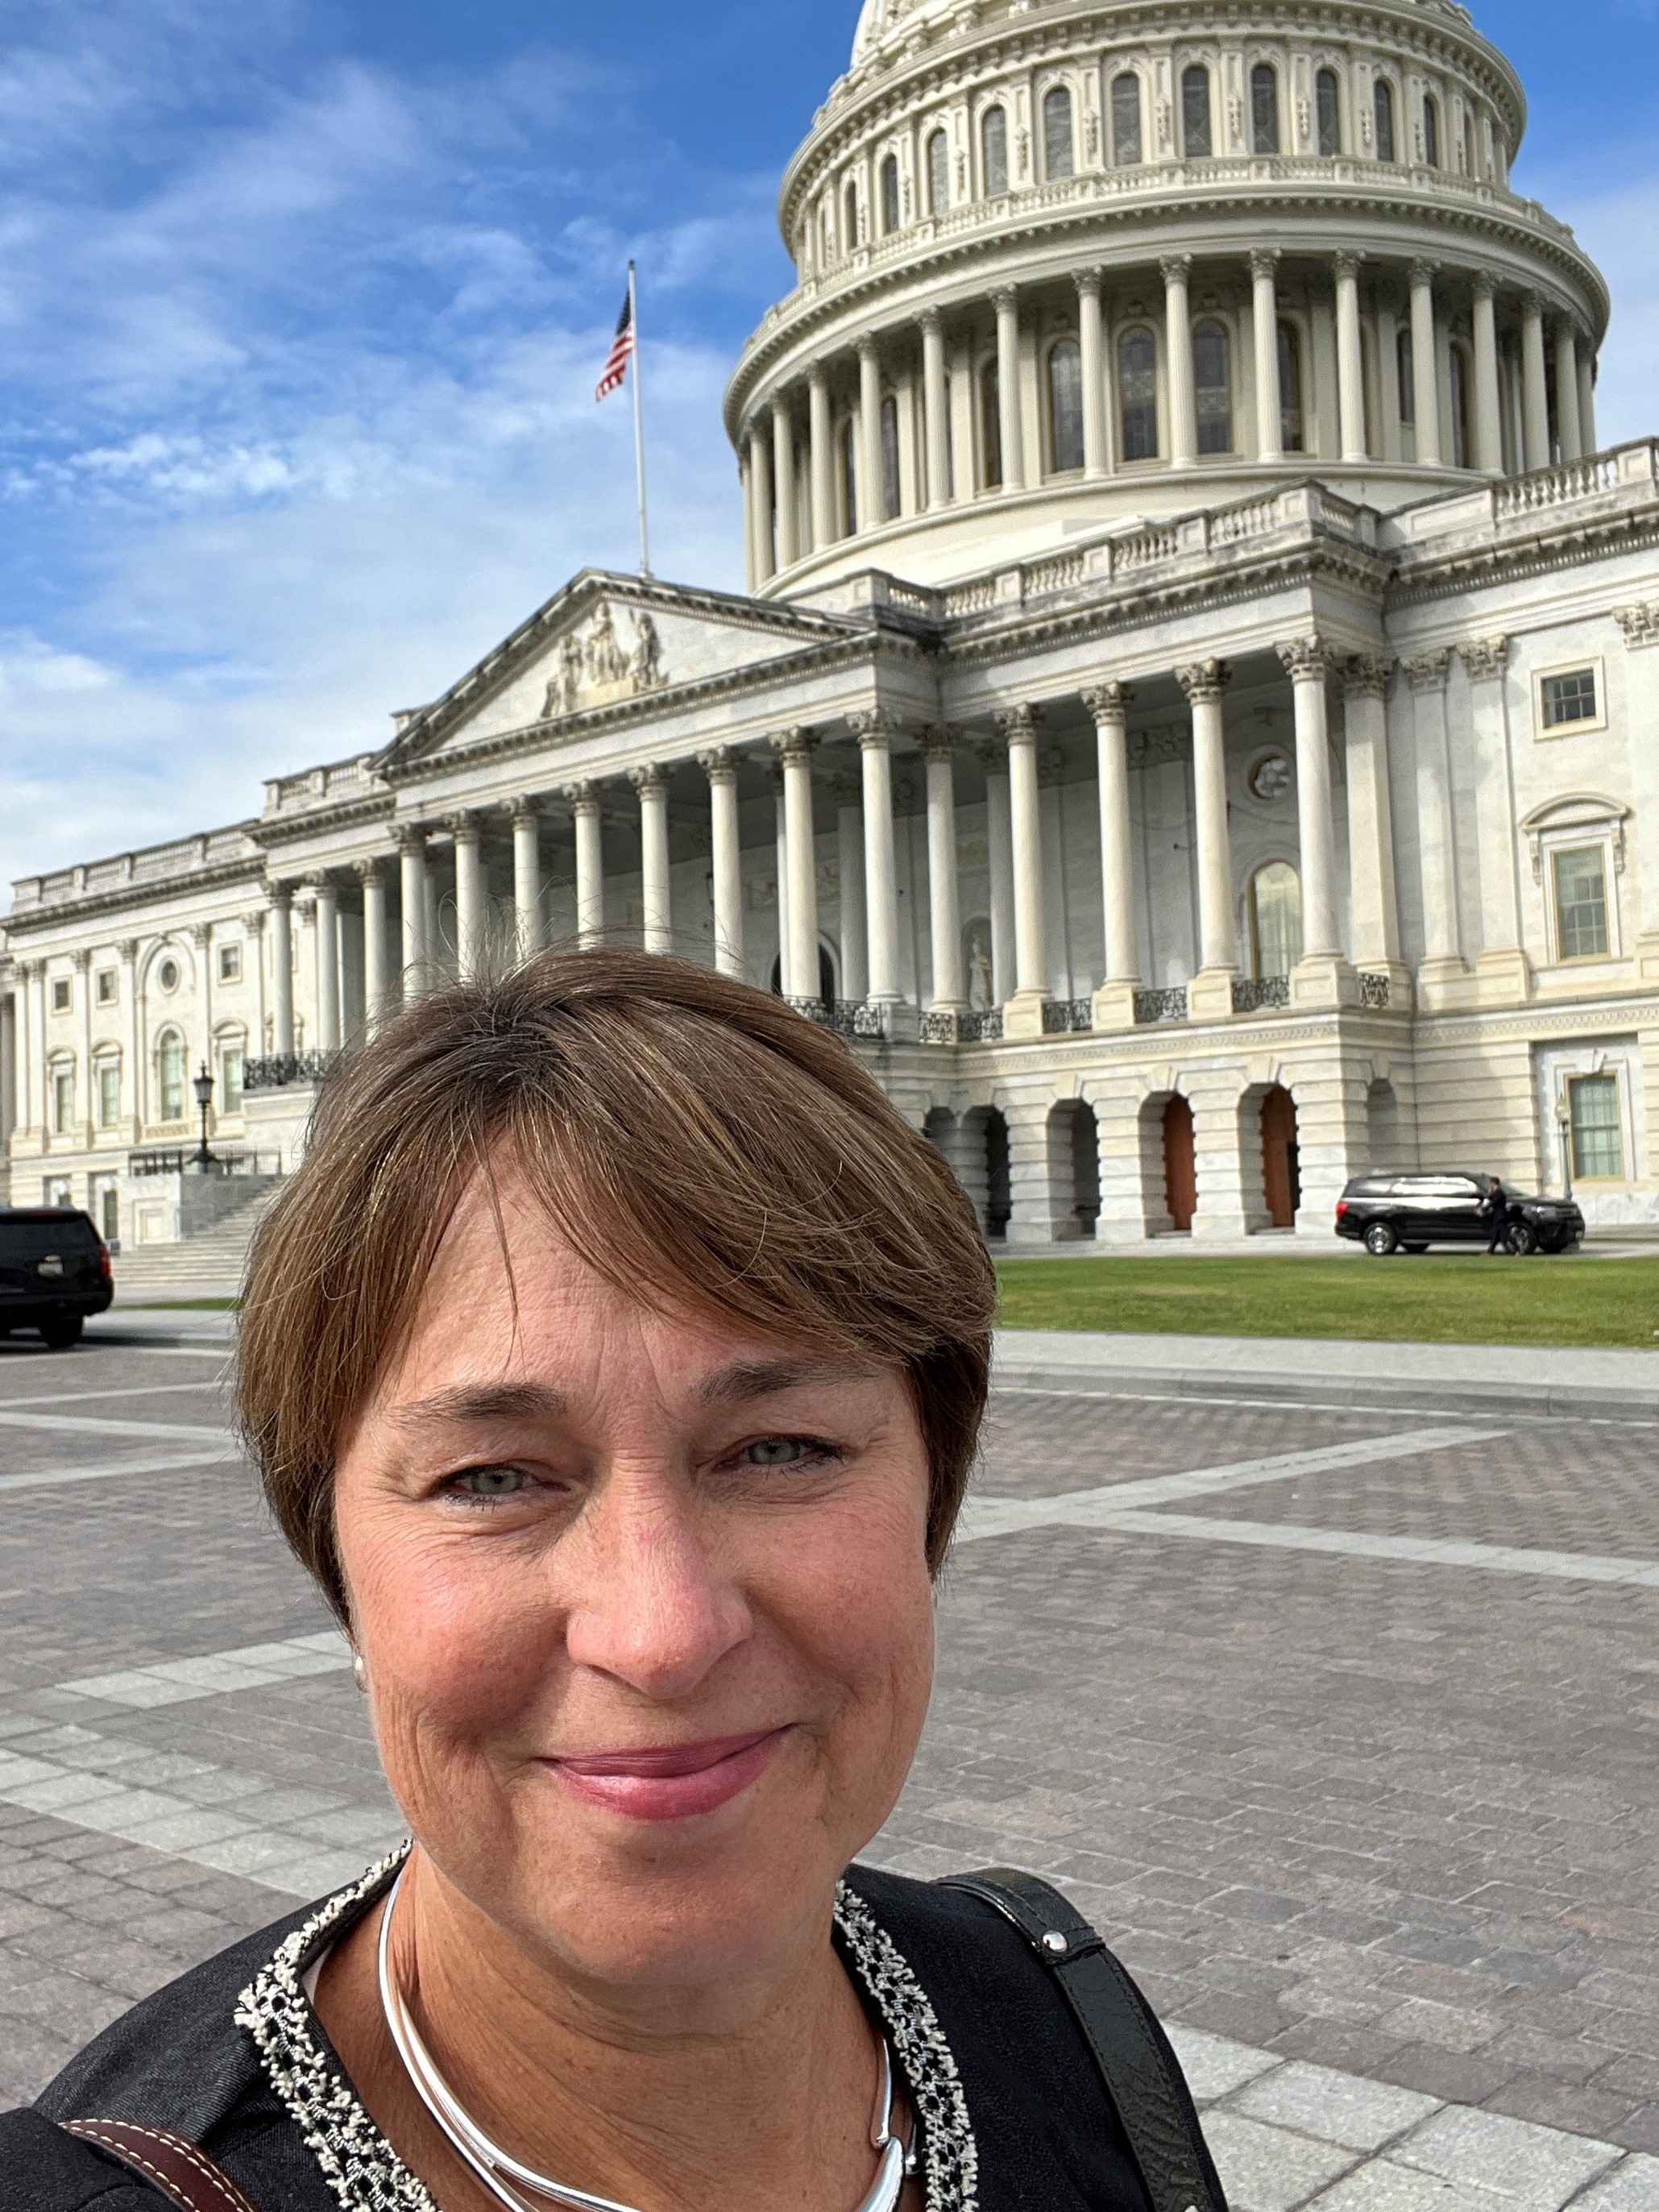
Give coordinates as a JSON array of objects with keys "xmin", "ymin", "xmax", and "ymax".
[
  {"xmin": 0, "ymin": 1208, "xmax": 114, "ymax": 1347},
  {"xmin": 1336, "ymin": 1173, "xmax": 1585, "ymax": 1257}
]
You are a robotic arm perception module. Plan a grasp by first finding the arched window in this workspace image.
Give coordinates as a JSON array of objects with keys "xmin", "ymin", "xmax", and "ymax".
[
  {"xmin": 1460, "ymin": 110, "xmax": 1474, "ymax": 176},
  {"xmin": 1421, "ymin": 92, "xmax": 1440, "ymax": 168},
  {"xmin": 1277, "ymin": 321, "xmax": 1304, "ymax": 452},
  {"xmin": 157, "ymin": 1030, "xmax": 185, "ymax": 1123},
  {"xmin": 980, "ymin": 358, "xmax": 1002, "ymax": 488},
  {"xmin": 1396, "ymin": 327, "xmax": 1416, "ymax": 425},
  {"xmin": 843, "ymin": 179, "xmax": 859, "ymax": 249},
  {"xmin": 1112, "ymin": 73, "xmax": 1142, "ymax": 165},
  {"xmin": 880, "ymin": 393, "xmax": 901, "ymax": 519},
  {"xmin": 927, "ymin": 127, "xmax": 949, "ymax": 214},
  {"xmin": 1043, "ymin": 86, "xmax": 1075, "ymax": 181},
  {"xmin": 1316, "ymin": 68, "xmax": 1342, "ymax": 155},
  {"xmin": 1181, "ymin": 65, "xmax": 1212, "ymax": 158},
  {"xmin": 880, "ymin": 154, "xmax": 900, "ymax": 235},
  {"xmin": 1193, "ymin": 319, "xmax": 1231, "ymax": 454},
  {"xmin": 819, "ymin": 203, "xmax": 832, "ymax": 268},
  {"xmin": 1047, "ymin": 339, "xmax": 1084, "ymax": 472},
  {"xmin": 1450, "ymin": 342, "xmax": 1470, "ymax": 468},
  {"xmin": 841, "ymin": 417, "xmax": 858, "ymax": 534},
  {"xmin": 1373, "ymin": 78, "xmax": 1396, "ymax": 163},
  {"xmin": 1250, "ymin": 863, "xmax": 1304, "ymax": 978},
  {"xmin": 981, "ymin": 106, "xmax": 1009, "ymax": 196},
  {"xmin": 1119, "ymin": 327, "xmax": 1159, "ymax": 461},
  {"xmin": 1250, "ymin": 64, "xmax": 1280, "ymax": 155}
]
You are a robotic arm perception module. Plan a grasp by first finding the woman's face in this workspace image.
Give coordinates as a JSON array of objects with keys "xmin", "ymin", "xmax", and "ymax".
[{"xmin": 332, "ymin": 1164, "xmax": 937, "ymax": 1992}]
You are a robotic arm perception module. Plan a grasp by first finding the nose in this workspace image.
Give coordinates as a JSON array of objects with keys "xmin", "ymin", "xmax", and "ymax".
[{"xmin": 562, "ymin": 1467, "xmax": 753, "ymax": 1701}]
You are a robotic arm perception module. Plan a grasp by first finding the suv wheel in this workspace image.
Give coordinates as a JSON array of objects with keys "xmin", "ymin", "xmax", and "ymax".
[
  {"xmin": 1363, "ymin": 1222, "xmax": 1398, "ymax": 1256},
  {"xmin": 40, "ymin": 1316, "xmax": 83, "ymax": 1351},
  {"xmin": 1505, "ymin": 1222, "xmax": 1539, "ymax": 1258}
]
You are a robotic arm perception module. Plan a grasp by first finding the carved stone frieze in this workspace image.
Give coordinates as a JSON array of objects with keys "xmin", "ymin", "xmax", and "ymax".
[{"xmin": 542, "ymin": 606, "xmax": 667, "ymax": 722}]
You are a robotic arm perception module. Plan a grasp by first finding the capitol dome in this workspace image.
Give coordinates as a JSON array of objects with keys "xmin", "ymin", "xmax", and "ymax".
[{"xmin": 726, "ymin": 0, "xmax": 1610, "ymax": 598}]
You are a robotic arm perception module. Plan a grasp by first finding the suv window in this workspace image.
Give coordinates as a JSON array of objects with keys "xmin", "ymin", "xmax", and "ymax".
[{"xmin": 0, "ymin": 1214, "xmax": 100, "ymax": 1258}]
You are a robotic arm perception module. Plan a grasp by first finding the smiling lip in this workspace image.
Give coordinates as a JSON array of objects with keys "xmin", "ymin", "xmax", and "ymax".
[{"xmin": 542, "ymin": 1728, "xmax": 791, "ymax": 1822}]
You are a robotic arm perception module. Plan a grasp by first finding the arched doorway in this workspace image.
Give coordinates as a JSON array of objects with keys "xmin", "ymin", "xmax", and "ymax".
[
  {"xmin": 984, "ymin": 1108, "xmax": 1011, "ymax": 1240},
  {"xmin": 956, "ymin": 1106, "xmax": 1011, "ymax": 1241},
  {"xmin": 1163, "ymin": 1095, "xmax": 1196, "ymax": 1231},
  {"xmin": 1261, "ymin": 1085, "xmax": 1300, "ymax": 1227},
  {"xmin": 1047, "ymin": 1099, "xmax": 1100, "ymax": 1239},
  {"xmin": 769, "ymin": 944, "xmax": 837, "ymax": 1004}
]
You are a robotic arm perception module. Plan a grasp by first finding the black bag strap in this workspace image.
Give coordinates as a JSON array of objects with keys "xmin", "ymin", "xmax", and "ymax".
[{"xmin": 938, "ymin": 1868, "xmax": 1228, "ymax": 2212}]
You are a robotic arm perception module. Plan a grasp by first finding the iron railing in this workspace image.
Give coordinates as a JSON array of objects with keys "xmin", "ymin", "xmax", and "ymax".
[
  {"xmin": 1232, "ymin": 975, "xmax": 1292, "ymax": 1014},
  {"xmin": 788, "ymin": 998, "xmax": 887, "ymax": 1040},
  {"xmin": 130, "ymin": 1148, "xmax": 282, "ymax": 1178},
  {"xmin": 1134, "ymin": 987, "xmax": 1189, "ymax": 1024},
  {"xmin": 960, "ymin": 1008, "xmax": 1003, "ymax": 1041},
  {"xmin": 1358, "ymin": 971, "xmax": 1391, "ymax": 1009},
  {"xmin": 919, "ymin": 1011, "xmax": 958, "ymax": 1045},
  {"xmin": 1042, "ymin": 998, "xmax": 1095, "ymax": 1035},
  {"xmin": 243, "ymin": 1052, "xmax": 341, "ymax": 1093}
]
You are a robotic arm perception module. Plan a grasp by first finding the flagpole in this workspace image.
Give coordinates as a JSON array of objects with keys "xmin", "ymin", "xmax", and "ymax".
[{"xmin": 628, "ymin": 260, "xmax": 652, "ymax": 578}]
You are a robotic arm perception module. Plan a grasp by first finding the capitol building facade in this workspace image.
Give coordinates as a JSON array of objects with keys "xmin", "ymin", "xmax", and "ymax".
[{"xmin": 4, "ymin": 0, "xmax": 1658, "ymax": 1250}]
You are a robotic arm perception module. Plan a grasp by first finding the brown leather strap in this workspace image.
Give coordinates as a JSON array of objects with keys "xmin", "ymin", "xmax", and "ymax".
[{"xmin": 61, "ymin": 2119, "xmax": 261, "ymax": 2212}]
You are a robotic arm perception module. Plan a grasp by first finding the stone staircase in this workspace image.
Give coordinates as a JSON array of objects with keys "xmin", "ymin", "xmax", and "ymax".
[{"xmin": 113, "ymin": 1184, "xmax": 284, "ymax": 1301}]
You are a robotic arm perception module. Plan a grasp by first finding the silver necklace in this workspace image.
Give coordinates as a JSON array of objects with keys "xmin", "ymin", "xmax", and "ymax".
[{"xmin": 376, "ymin": 1865, "xmax": 917, "ymax": 2212}]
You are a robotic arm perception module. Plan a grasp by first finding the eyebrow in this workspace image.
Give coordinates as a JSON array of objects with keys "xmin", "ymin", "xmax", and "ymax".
[
  {"xmin": 693, "ymin": 1357, "xmax": 869, "ymax": 1409},
  {"xmin": 389, "ymin": 1381, "xmax": 569, "ymax": 1432}
]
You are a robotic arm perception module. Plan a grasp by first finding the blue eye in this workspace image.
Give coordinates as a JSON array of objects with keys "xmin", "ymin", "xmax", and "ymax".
[
  {"xmin": 457, "ymin": 1465, "xmax": 528, "ymax": 1498},
  {"xmin": 747, "ymin": 1438, "xmax": 806, "ymax": 1466}
]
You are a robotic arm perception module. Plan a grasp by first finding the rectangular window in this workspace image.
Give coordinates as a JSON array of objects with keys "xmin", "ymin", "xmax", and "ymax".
[
  {"xmin": 1111, "ymin": 74, "xmax": 1142, "ymax": 166},
  {"xmin": 51, "ymin": 977, "xmax": 71, "ymax": 1013},
  {"xmin": 1540, "ymin": 666, "xmax": 1599, "ymax": 730},
  {"xmin": 1553, "ymin": 845, "xmax": 1611, "ymax": 961},
  {"xmin": 52, "ymin": 1070, "xmax": 74, "ymax": 1134},
  {"xmin": 1569, "ymin": 1073, "xmax": 1624, "ymax": 1181},
  {"xmin": 96, "ymin": 969, "xmax": 118, "ymax": 1006},
  {"xmin": 1181, "ymin": 67, "xmax": 1212, "ymax": 159},
  {"xmin": 97, "ymin": 1184, "xmax": 119, "ymax": 1242},
  {"xmin": 222, "ymin": 1048, "xmax": 245, "ymax": 1113},
  {"xmin": 218, "ymin": 942, "xmax": 242, "ymax": 983},
  {"xmin": 98, "ymin": 1063, "xmax": 121, "ymax": 1127}
]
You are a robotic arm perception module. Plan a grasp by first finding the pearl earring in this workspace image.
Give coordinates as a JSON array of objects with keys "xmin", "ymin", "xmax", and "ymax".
[{"xmin": 352, "ymin": 1650, "xmax": 368, "ymax": 1695}]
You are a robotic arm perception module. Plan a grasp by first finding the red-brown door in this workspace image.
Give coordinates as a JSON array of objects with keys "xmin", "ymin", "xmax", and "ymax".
[
  {"xmin": 1261, "ymin": 1085, "xmax": 1300, "ymax": 1228},
  {"xmin": 1163, "ymin": 1095, "xmax": 1196, "ymax": 1231}
]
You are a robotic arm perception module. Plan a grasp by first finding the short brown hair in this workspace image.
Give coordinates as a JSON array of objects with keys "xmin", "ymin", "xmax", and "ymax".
[{"xmin": 236, "ymin": 949, "xmax": 996, "ymax": 1621}]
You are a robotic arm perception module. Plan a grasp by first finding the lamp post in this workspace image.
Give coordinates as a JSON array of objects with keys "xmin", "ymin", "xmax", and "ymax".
[
  {"xmin": 1557, "ymin": 1100, "xmax": 1574, "ymax": 1201},
  {"xmin": 193, "ymin": 1060, "xmax": 215, "ymax": 1168}
]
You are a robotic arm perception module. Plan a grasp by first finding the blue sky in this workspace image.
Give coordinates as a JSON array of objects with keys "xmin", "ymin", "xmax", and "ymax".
[{"xmin": 1, "ymin": 0, "xmax": 1655, "ymax": 894}]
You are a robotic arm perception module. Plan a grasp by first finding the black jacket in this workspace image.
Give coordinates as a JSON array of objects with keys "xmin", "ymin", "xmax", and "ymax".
[{"xmin": 5, "ymin": 1861, "xmax": 1172, "ymax": 2211}]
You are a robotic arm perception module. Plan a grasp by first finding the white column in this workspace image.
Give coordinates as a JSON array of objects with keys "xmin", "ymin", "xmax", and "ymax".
[
  {"xmin": 858, "ymin": 338, "xmax": 883, "ymax": 529},
  {"xmin": 397, "ymin": 827, "xmax": 427, "ymax": 998},
  {"xmin": 1520, "ymin": 294, "xmax": 1549, "ymax": 470},
  {"xmin": 1339, "ymin": 656, "xmax": 1403, "ymax": 971},
  {"xmin": 1404, "ymin": 651, "xmax": 1463, "ymax": 981},
  {"xmin": 978, "ymin": 739, "xmax": 1014, "ymax": 1006},
  {"xmin": 1162, "ymin": 255, "xmax": 1197, "ymax": 469},
  {"xmin": 771, "ymin": 400, "xmax": 798, "ymax": 570},
  {"xmin": 833, "ymin": 774, "xmax": 867, "ymax": 1001},
  {"xmin": 740, "ymin": 451, "xmax": 755, "ymax": 592},
  {"xmin": 0, "ymin": 989, "xmax": 15, "ymax": 1148},
  {"xmin": 1276, "ymin": 639, "xmax": 1342, "ymax": 959},
  {"xmin": 566, "ymin": 783, "xmax": 605, "ymax": 948},
  {"xmin": 1578, "ymin": 351, "xmax": 1598, "ymax": 455},
  {"xmin": 76, "ymin": 948, "xmax": 94, "ymax": 1148},
  {"xmin": 992, "ymin": 287, "xmax": 1025, "ymax": 489},
  {"xmin": 512, "ymin": 806, "xmax": 543, "ymax": 957},
  {"xmin": 854, "ymin": 713, "xmax": 902, "ymax": 1006},
  {"xmin": 1458, "ymin": 636, "xmax": 1528, "ymax": 995},
  {"xmin": 923, "ymin": 732, "xmax": 965, "ymax": 1010},
  {"xmin": 1177, "ymin": 660, "xmax": 1236, "ymax": 977},
  {"xmin": 359, "ymin": 859, "xmax": 391, "ymax": 1027},
  {"xmin": 27, "ymin": 964, "xmax": 46, "ymax": 1139},
  {"xmin": 772, "ymin": 770, "xmax": 790, "ymax": 986},
  {"xmin": 749, "ymin": 424, "xmax": 775, "ymax": 583},
  {"xmin": 808, "ymin": 363, "xmax": 833, "ymax": 550},
  {"xmin": 313, "ymin": 878, "xmax": 342, "ymax": 1051},
  {"xmin": 452, "ymin": 813, "xmax": 486, "ymax": 979},
  {"xmin": 1250, "ymin": 251, "xmax": 1283, "ymax": 463},
  {"xmin": 1085, "ymin": 683, "xmax": 1138, "ymax": 998},
  {"xmin": 920, "ymin": 309, "xmax": 950, "ymax": 509},
  {"xmin": 1076, "ymin": 270, "xmax": 1108, "ymax": 478},
  {"xmin": 774, "ymin": 730, "xmax": 820, "ymax": 1001},
  {"xmin": 269, "ymin": 882, "xmax": 295, "ymax": 1054},
  {"xmin": 996, "ymin": 704, "xmax": 1049, "ymax": 1011},
  {"xmin": 1555, "ymin": 322, "xmax": 1582, "ymax": 463},
  {"xmin": 1409, "ymin": 262, "xmax": 1442, "ymax": 467},
  {"xmin": 120, "ymin": 940, "xmax": 140, "ymax": 1133},
  {"xmin": 1471, "ymin": 278, "xmax": 1502, "ymax": 475},
  {"xmin": 632, "ymin": 765, "xmax": 673, "ymax": 955},
  {"xmin": 1334, "ymin": 253, "xmax": 1367, "ymax": 463},
  {"xmin": 699, "ymin": 749, "xmax": 744, "ymax": 979}
]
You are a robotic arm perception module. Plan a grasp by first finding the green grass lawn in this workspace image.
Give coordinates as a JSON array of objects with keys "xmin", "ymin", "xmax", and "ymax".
[{"xmin": 994, "ymin": 1254, "xmax": 1659, "ymax": 1350}]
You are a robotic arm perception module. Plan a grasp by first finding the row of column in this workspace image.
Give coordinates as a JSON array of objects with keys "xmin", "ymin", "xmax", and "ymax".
[{"xmin": 742, "ymin": 258, "xmax": 1599, "ymax": 576}]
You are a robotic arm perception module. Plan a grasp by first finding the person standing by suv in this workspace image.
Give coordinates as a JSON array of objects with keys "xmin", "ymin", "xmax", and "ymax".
[{"xmin": 1483, "ymin": 1176, "xmax": 1512, "ymax": 1255}]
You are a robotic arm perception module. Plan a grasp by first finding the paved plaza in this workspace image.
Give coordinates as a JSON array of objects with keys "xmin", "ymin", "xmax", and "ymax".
[{"xmin": 0, "ymin": 1330, "xmax": 1654, "ymax": 2210}]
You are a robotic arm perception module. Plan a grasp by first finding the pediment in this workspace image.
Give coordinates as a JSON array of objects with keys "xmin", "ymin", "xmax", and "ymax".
[{"xmin": 388, "ymin": 572, "xmax": 849, "ymax": 767}]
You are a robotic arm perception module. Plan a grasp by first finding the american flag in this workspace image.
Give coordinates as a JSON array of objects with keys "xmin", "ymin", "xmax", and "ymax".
[{"xmin": 595, "ymin": 289, "xmax": 635, "ymax": 401}]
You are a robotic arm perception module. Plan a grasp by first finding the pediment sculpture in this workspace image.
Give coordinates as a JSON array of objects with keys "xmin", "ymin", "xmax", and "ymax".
[{"xmin": 543, "ymin": 606, "xmax": 668, "ymax": 720}]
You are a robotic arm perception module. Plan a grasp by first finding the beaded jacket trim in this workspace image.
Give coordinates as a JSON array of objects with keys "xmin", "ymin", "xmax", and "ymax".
[{"xmin": 235, "ymin": 1845, "xmax": 980, "ymax": 2212}]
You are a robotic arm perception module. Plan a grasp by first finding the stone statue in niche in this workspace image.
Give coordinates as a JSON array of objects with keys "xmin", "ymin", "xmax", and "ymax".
[
  {"xmin": 629, "ymin": 612, "xmax": 665, "ymax": 691},
  {"xmin": 964, "ymin": 919, "xmax": 993, "ymax": 1011},
  {"xmin": 586, "ymin": 604, "xmax": 628, "ymax": 687},
  {"xmin": 543, "ymin": 634, "xmax": 583, "ymax": 720}
]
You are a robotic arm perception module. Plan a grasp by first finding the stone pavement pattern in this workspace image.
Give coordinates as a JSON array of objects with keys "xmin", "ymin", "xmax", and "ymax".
[{"xmin": 0, "ymin": 1334, "xmax": 1654, "ymax": 2211}]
